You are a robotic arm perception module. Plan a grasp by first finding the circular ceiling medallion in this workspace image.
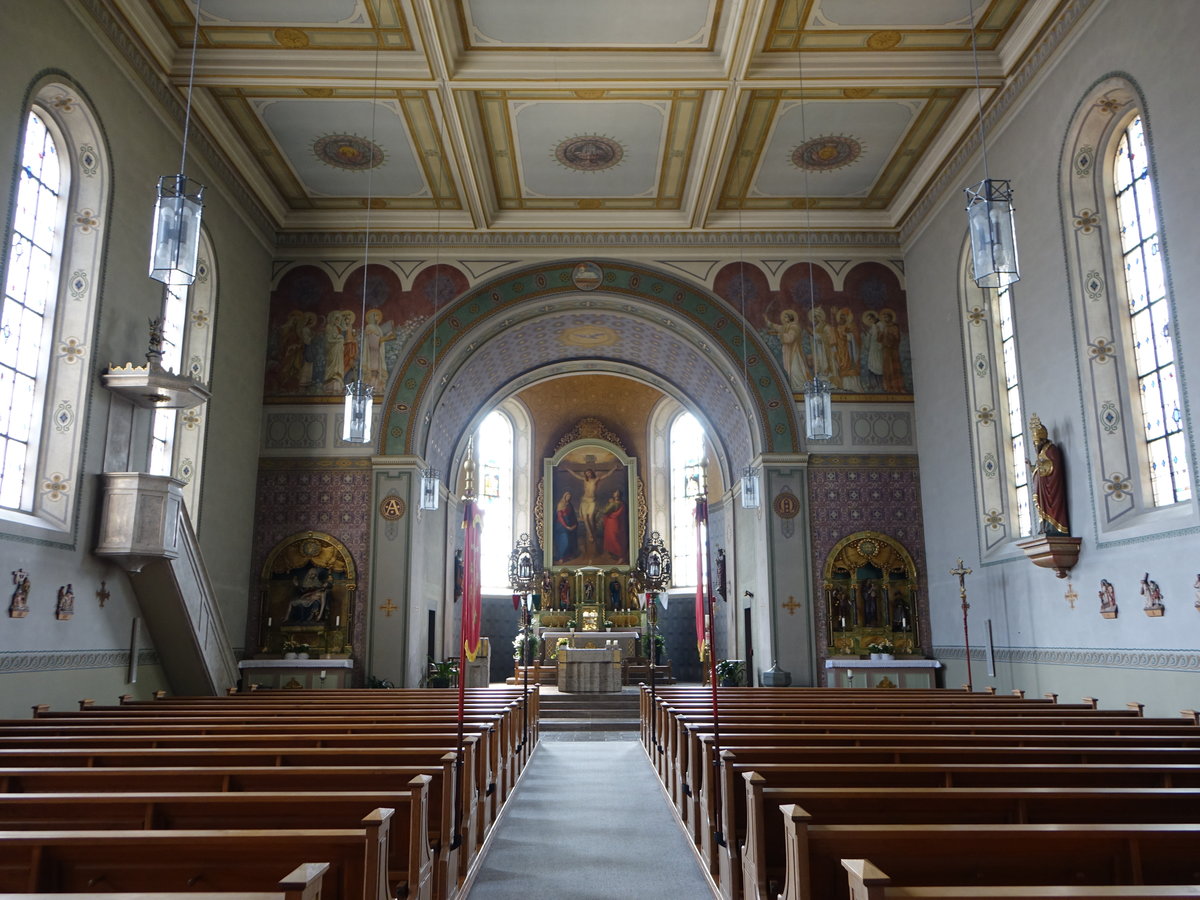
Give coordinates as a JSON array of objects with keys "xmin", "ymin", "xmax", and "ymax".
[
  {"xmin": 313, "ymin": 134, "xmax": 384, "ymax": 171},
  {"xmin": 554, "ymin": 135, "xmax": 624, "ymax": 171},
  {"xmin": 559, "ymin": 325, "xmax": 618, "ymax": 348},
  {"xmin": 791, "ymin": 135, "xmax": 863, "ymax": 172},
  {"xmin": 572, "ymin": 262, "xmax": 603, "ymax": 291}
]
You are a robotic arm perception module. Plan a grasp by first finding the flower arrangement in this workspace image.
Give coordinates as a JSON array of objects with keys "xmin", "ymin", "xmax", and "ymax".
[
  {"xmin": 866, "ymin": 639, "xmax": 895, "ymax": 655},
  {"xmin": 282, "ymin": 637, "xmax": 310, "ymax": 655}
]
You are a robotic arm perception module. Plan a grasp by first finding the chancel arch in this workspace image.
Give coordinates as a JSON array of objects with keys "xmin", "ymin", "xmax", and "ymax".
[{"xmin": 381, "ymin": 260, "xmax": 801, "ymax": 475}]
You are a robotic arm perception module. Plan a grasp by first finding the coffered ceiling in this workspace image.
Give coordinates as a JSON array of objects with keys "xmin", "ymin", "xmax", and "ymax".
[{"xmin": 106, "ymin": 0, "xmax": 1065, "ymax": 236}]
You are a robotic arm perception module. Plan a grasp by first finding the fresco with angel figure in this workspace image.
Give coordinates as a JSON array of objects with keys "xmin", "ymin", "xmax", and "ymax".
[
  {"xmin": 713, "ymin": 260, "xmax": 913, "ymax": 398},
  {"xmin": 264, "ymin": 262, "xmax": 467, "ymax": 400}
]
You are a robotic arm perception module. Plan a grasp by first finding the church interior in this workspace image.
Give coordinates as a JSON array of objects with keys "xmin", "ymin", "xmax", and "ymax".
[
  {"xmin": 3, "ymin": 0, "xmax": 1197, "ymax": 717},
  {"xmin": 2, "ymin": 0, "xmax": 1199, "ymax": 896}
]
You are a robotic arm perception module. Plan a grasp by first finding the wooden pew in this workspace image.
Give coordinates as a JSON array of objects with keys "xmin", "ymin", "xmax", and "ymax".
[
  {"xmin": 0, "ymin": 788, "xmax": 435, "ymax": 900},
  {"xmin": 732, "ymin": 766, "xmax": 1200, "ymax": 900},
  {"xmin": 0, "ymin": 766, "xmax": 456, "ymax": 898},
  {"xmin": 769, "ymin": 813, "xmax": 1200, "ymax": 900},
  {"xmin": 0, "ymin": 721, "xmax": 508, "ymax": 817},
  {"xmin": 669, "ymin": 718, "xmax": 1200, "ymax": 821},
  {"xmin": 840, "ymin": 858, "xmax": 1200, "ymax": 900},
  {"xmin": 0, "ymin": 809, "xmax": 395, "ymax": 899},
  {"xmin": 0, "ymin": 862, "xmax": 329, "ymax": 900}
]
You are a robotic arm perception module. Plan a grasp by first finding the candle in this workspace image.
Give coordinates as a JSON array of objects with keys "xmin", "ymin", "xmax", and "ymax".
[
  {"xmin": 839, "ymin": 616, "xmax": 845, "ymax": 629},
  {"xmin": 335, "ymin": 616, "xmax": 340, "ymax": 627},
  {"xmin": 901, "ymin": 616, "xmax": 907, "ymax": 629},
  {"xmin": 267, "ymin": 617, "xmax": 272, "ymax": 627}
]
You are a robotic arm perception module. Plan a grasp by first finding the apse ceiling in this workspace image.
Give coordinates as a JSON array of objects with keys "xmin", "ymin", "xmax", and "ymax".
[{"xmin": 109, "ymin": 0, "xmax": 1061, "ymax": 236}]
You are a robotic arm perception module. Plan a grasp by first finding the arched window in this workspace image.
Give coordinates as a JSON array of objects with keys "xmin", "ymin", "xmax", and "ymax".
[
  {"xmin": 1, "ymin": 110, "xmax": 64, "ymax": 511},
  {"xmin": 669, "ymin": 411, "xmax": 705, "ymax": 587},
  {"xmin": 477, "ymin": 409, "xmax": 514, "ymax": 593},
  {"xmin": 1112, "ymin": 115, "xmax": 1189, "ymax": 506},
  {"xmin": 0, "ymin": 81, "xmax": 108, "ymax": 537},
  {"xmin": 148, "ymin": 230, "xmax": 216, "ymax": 519},
  {"xmin": 960, "ymin": 251, "xmax": 1031, "ymax": 553},
  {"xmin": 1061, "ymin": 76, "xmax": 1194, "ymax": 535}
]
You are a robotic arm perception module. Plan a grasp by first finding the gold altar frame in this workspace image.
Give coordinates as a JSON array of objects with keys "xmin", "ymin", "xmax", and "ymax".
[
  {"xmin": 258, "ymin": 530, "xmax": 356, "ymax": 657},
  {"xmin": 822, "ymin": 531, "xmax": 920, "ymax": 657}
]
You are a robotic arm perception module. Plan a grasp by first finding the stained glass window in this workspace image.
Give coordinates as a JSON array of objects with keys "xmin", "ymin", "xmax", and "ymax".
[{"xmin": 1113, "ymin": 116, "xmax": 1190, "ymax": 505}]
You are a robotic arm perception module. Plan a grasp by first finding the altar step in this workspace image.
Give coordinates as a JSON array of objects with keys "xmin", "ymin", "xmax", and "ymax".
[{"xmin": 538, "ymin": 692, "xmax": 640, "ymax": 732}]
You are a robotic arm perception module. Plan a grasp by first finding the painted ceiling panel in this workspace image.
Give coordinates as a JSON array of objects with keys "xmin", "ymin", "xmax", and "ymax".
[
  {"xmin": 753, "ymin": 99, "xmax": 917, "ymax": 198},
  {"xmin": 257, "ymin": 98, "xmax": 426, "ymax": 198},
  {"xmin": 811, "ymin": 0, "xmax": 969, "ymax": 29},
  {"xmin": 461, "ymin": 0, "xmax": 717, "ymax": 48},
  {"xmin": 514, "ymin": 101, "xmax": 666, "ymax": 198},
  {"xmin": 122, "ymin": 0, "xmax": 1061, "ymax": 231},
  {"xmin": 198, "ymin": 1, "xmax": 366, "ymax": 26}
]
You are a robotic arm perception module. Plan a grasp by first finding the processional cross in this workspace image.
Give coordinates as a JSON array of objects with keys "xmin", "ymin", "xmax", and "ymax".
[{"xmin": 949, "ymin": 558, "xmax": 974, "ymax": 692}]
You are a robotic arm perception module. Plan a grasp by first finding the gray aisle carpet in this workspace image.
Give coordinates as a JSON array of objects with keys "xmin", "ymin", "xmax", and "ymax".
[{"xmin": 464, "ymin": 738, "xmax": 715, "ymax": 899}]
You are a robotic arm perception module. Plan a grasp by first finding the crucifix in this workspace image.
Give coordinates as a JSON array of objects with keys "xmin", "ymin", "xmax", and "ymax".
[
  {"xmin": 949, "ymin": 558, "xmax": 973, "ymax": 691},
  {"xmin": 96, "ymin": 581, "xmax": 110, "ymax": 609},
  {"xmin": 781, "ymin": 595, "xmax": 802, "ymax": 616},
  {"xmin": 379, "ymin": 598, "xmax": 398, "ymax": 617}
]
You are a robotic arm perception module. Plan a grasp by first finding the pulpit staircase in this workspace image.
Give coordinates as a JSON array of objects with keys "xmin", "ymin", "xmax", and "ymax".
[
  {"xmin": 538, "ymin": 691, "xmax": 640, "ymax": 732},
  {"xmin": 95, "ymin": 473, "xmax": 239, "ymax": 696}
]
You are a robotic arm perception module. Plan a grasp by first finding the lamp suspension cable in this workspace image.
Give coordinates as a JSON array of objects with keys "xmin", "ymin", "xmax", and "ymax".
[
  {"xmin": 737, "ymin": 163, "xmax": 760, "ymax": 507},
  {"xmin": 419, "ymin": 77, "xmax": 446, "ymax": 509},
  {"xmin": 342, "ymin": 44, "xmax": 382, "ymax": 443},
  {"xmin": 149, "ymin": 0, "xmax": 205, "ymax": 287},
  {"xmin": 795, "ymin": 30, "xmax": 832, "ymax": 440},
  {"xmin": 962, "ymin": 0, "xmax": 1020, "ymax": 288},
  {"xmin": 178, "ymin": 0, "xmax": 200, "ymax": 176}
]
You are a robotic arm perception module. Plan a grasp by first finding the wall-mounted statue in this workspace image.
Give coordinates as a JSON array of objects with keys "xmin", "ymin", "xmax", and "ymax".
[{"xmin": 1029, "ymin": 414, "xmax": 1069, "ymax": 536}]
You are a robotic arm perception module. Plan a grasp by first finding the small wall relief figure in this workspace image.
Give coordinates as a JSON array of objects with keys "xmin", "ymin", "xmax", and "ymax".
[
  {"xmin": 9, "ymin": 569, "xmax": 30, "ymax": 618},
  {"xmin": 1193, "ymin": 574, "xmax": 1200, "ymax": 613},
  {"xmin": 1140, "ymin": 572, "xmax": 1165, "ymax": 617},
  {"xmin": 55, "ymin": 584, "xmax": 75, "ymax": 620},
  {"xmin": 1098, "ymin": 579, "xmax": 1118, "ymax": 619}
]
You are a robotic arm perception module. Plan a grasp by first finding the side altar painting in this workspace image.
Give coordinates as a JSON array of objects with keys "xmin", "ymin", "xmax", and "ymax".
[
  {"xmin": 713, "ymin": 260, "xmax": 912, "ymax": 398},
  {"xmin": 263, "ymin": 263, "xmax": 467, "ymax": 401},
  {"xmin": 257, "ymin": 531, "xmax": 355, "ymax": 658}
]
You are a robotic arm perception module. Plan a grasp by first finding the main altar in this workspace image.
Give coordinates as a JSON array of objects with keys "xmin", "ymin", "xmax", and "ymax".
[{"xmin": 508, "ymin": 418, "xmax": 662, "ymax": 687}]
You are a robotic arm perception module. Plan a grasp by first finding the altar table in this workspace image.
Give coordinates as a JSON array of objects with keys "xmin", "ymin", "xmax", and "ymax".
[{"xmin": 558, "ymin": 646, "xmax": 622, "ymax": 692}]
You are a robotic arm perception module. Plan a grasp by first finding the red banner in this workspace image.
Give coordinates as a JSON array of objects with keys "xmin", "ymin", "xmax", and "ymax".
[
  {"xmin": 694, "ymin": 497, "xmax": 707, "ymax": 656},
  {"xmin": 461, "ymin": 499, "xmax": 484, "ymax": 661}
]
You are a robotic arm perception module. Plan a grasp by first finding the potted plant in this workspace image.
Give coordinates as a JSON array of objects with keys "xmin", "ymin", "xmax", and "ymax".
[
  {"xmin": 866, "ymin": 639, "xmax": 895, "ymax": 661},
  {"xmin": 554, "ymin": 637, "xmax": 571, "ymax": 659},
  {"xmin": 715, "ymin": 658, "xmax": 745, "ymax": 687},
  {"xmin": 651, "ymin": 633, "xmax": 666, "ymax": 664},
  {"xmin": 426, "ymin": 658, "xmax": 457, "ymax": 688}
]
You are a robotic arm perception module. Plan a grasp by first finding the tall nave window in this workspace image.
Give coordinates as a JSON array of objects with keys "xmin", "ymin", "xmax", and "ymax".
[
  {"xmin": 995, "ymin": 284, "xmax": 1032, "ymax": 536},
  {"xmin": 669, "ymin": 412, "xmax": 705, "ymax": 588},
  {"xmin": 1113, "ymin": 116, "xmax": 1190, "ymax": 505},
  {"xmin": 477, "ymin": 409, "xmax": 514, "ymax": 592},
  {"xmin": 1, "ymin": 111, "xmax": 65, "ymax": 511},
  {"xmin": 149, "ymin": 285, "xmax": 187, "ymax": 477}
]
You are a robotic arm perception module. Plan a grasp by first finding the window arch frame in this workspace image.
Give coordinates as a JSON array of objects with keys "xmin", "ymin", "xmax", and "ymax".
[
  {"xmin": 149, "ymin": 227, "xmax": 217, "ymax": 522},
  {"xmin": 0, "ymin": 77, "xmax": 108, "ymax": 540},
  {"xmin": 959, "ymin": 242, "xmax": 1032, "ymax": 557},
  {"xmin": 1060, "ymin": 74, "xmax": 1196, "ymax": 538}
]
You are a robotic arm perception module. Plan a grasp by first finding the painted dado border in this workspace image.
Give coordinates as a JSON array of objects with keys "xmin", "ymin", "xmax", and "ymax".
[
  {"xmin": 935, "ymin": 645, "xmax": 1200, "ymax": 672},
  {"xmin": 0, "ymin": 649, "xmax": 159, "ymax": 673}
]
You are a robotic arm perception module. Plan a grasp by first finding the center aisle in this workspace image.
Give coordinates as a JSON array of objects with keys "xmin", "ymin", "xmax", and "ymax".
[{"xmin": 464, "ymin": 738, "xmax": 716, "ymax": 899}]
